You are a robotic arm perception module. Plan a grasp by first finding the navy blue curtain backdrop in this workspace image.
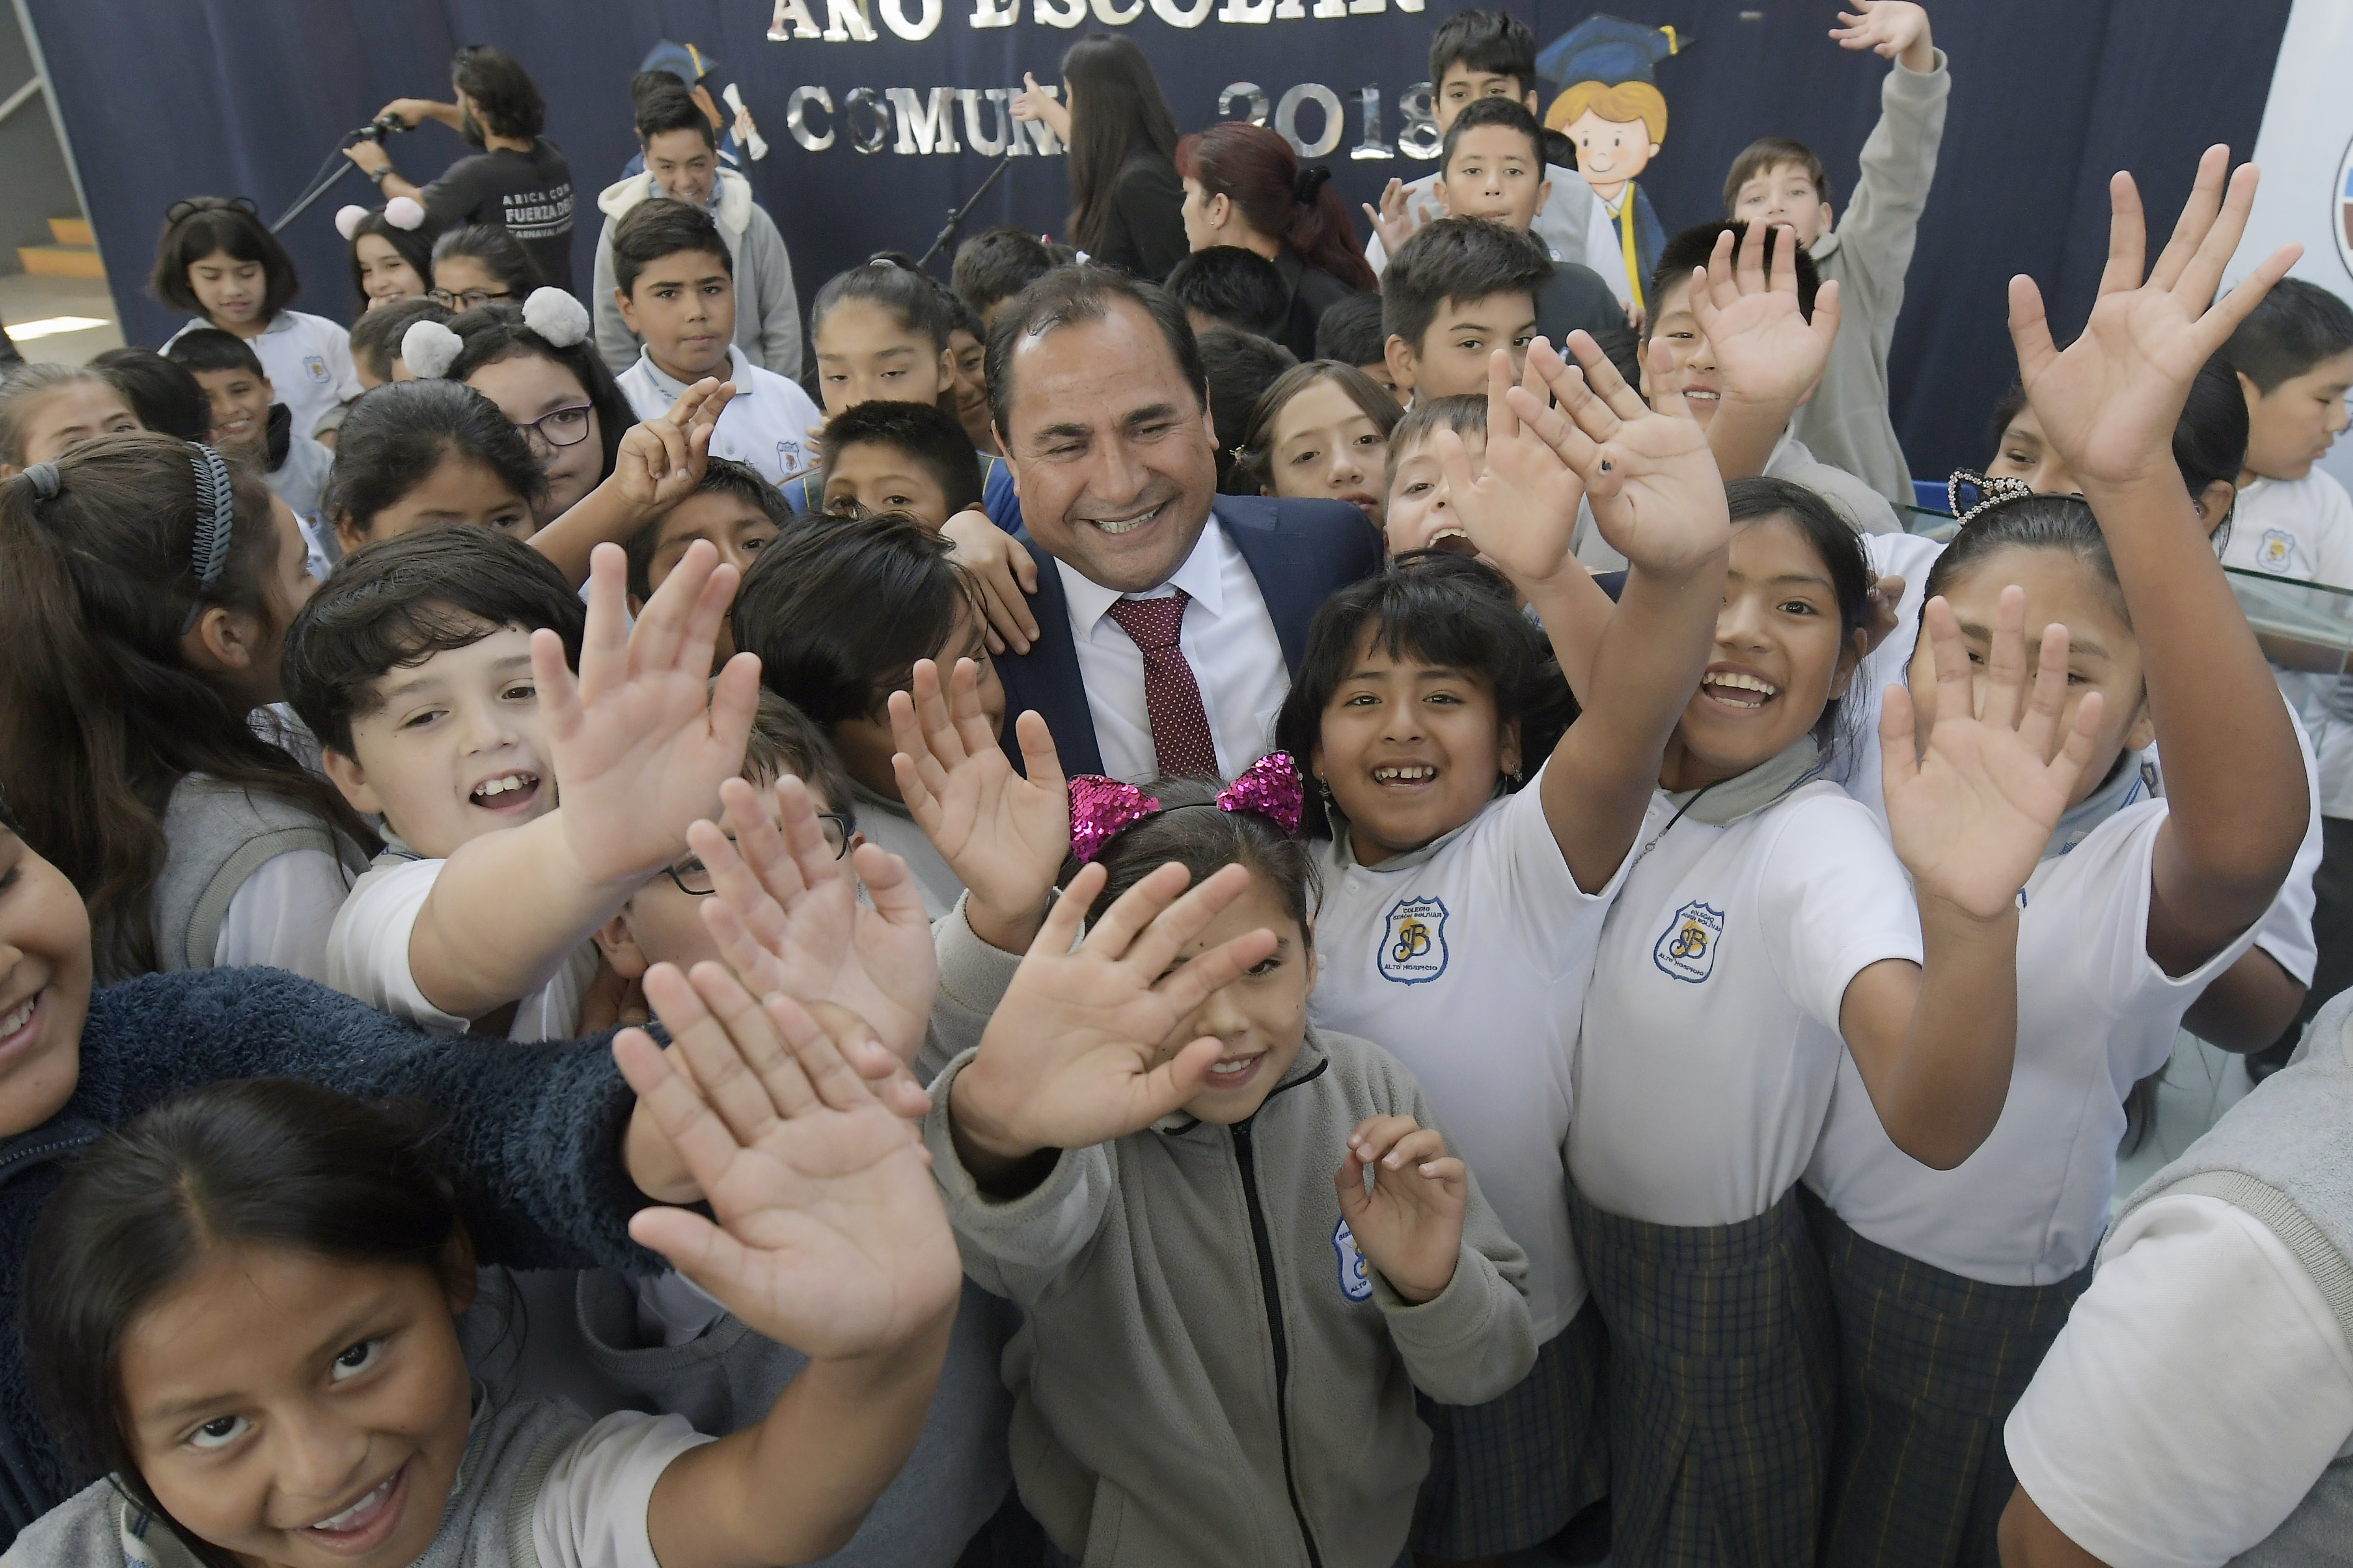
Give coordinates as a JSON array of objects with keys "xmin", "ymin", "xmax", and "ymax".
[{"xmin": 29, "ymin": 0, "xmax": 2290, "ymax": 483}]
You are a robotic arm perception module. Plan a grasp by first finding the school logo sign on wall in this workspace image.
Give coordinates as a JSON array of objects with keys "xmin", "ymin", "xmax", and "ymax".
[
  {"xmin": 1378, "ymin": 895, "xmax": 1448, "ymax": 985},
  {"xmin": 1653, "ymin": 900, "xmax": 1724, "ymax": 983},
  {"xmin": 1332, "ymin": 1218, "xmax": 1373, "ymax": 1301}
]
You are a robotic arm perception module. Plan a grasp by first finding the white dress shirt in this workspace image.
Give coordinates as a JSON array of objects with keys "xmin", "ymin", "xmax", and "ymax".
[{"xmin": 1056, "ymin": 513, "xmax": 1290, "ymax": 784}]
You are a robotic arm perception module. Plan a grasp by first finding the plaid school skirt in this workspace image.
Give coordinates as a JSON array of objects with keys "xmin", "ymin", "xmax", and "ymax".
[
  {"xmin": 1802, "ymin": 1188, "xmax": 2095, "ymax": 1568},
  {"xmin": 1410, "ymin": 1297, "xmax": 1611, "ymax": 1558},
  {"xmin": 1568, "ymin": 1183, "xmax": 1836, "ymax": 1568}
]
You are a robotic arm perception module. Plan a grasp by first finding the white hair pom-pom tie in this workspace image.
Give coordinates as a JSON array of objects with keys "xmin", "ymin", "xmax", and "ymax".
[
  {"xmin": 522, "ymin": 286, "xmax": 592, "ymax": 349},
  {"xmin": 401, "ymin": 319, "xmax": 464, "ymax": 380},
  {"xmin": 334, "ymin": 205, "xmax": 369, "ymax": 241},
  {"xmin": 384, "ymin": 196, "xmax": 426, "ymax": 230}
]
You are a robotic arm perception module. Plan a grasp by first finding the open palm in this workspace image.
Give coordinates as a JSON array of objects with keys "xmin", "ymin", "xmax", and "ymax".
[
  {"xmin": 1883, "ymin": 589, "xmax": 2104, "ymax": 919},
  {"xmin": 1440, "ymin": 345, "xmax": 1589, "ymax": 587},
  {"xmin": 957, "ymin": 862, "xmax": 1278, "ymax": 1154},
  {"xmin": 540, "ymin": 540, "xmax": 761, "ymax": 885},
  {"xmin": 1690, "ymin": 221, "xmax": 1841, "ymax": 411},
  {"xmin": 695, "ymin": 773, "xmax": 938, "ymax": 1066},
  {"xmin": 618, "ymin": 982, "xmax": 960, "ymax": 1361},
  {"xmin": 890, "ymin": 658, "xmax": 1068, "ymax": 935},
  {"xmin": 2012, "ymin": 147, "xmax": 2300, "ymax": 488}
]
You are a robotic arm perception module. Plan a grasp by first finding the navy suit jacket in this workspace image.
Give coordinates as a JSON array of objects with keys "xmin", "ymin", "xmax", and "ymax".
[{"xmin": 997, "ymin": 495, "xmax": 1384, "ymax": 777}]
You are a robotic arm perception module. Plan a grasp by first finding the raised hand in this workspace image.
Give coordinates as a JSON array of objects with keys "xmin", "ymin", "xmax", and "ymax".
[
  {"xmin": 536, "ymin": 540, "xmax": 759, "ymax": 886},
  {"xmin": 693, "ymin": 773, "xmax": 938, "ymax": 1067},
  {"xmin": 616, "ymin": 973, "xmax": 961, "ymax": 1359},
  {"xmin": 1882, "ymin": 587, "xmax": 2104, "ymax": 919},
  {"xmin": 1363, "ymin": 177, "xmax": 1422, "ymax": 256},
  {"xmin": 1433, "ymin": 344, "xmax": 1588, "ymax": 590},
  {"xmin": 1493, "ymin": 333, "xmax": 1727, "ymax": 577},
  {"xmin": 1336, "ymin": 1115, "xmax": 1467, "ymax": 1305},
  {"xmin": 1832, "ymin": 1, "xmax": 1933, "ymax": 68},
  {"xmin": 2012, "ymin": 147, "xmax": 2300, "ymax": 491},
  {"xmin": 889, "ymin": 658, "xmax": 1067, "ymax": 950},
  {"xmin": 1008, "ymin": 74, "xmax": 1071, "ymax": 143},
  {"xmin": 948, "ymin": 861, "xmax": 1279, "ymax": 1164},
  {"xmin": 1690, "ymin": 220, "xmax": 1843, "ymax": 417},
  {"xmin": 614, "ymin": 378, "xmax": 736, "ymax": 511},
  {"xmin": 941, "ymin": 509, "xmax": 1041, "ymax": 655}
]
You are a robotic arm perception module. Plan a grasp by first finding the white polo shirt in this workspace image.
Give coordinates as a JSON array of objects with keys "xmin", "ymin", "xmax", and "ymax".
[
  {"xmin": 1569, "ymin": 780, "xmax": 1924, "ymax": 1228},
  {"xmin": 2004, "ymin": 1193, "xmax": 2353, "ymax": 1567},
  {"xmin": 2221, "ymin": 468, "xmax": 2353, "ymax": 818},
  {"xmin": 616, "ymin": 342, "xmax": 820, "ymax": 488},
  {"xmin": 326, "ymin": 850, "xmax": 597, "ymax": 1040},
  {"xmin": 1307, "ymin": 768, "xmax": 1629, "ymax": 1342},
  {"xmin": 1805, "ymin": 800, "xmax": 2264, "ymax": 1284},
  {"xmin": 165, "ymin": 310, "xmax": 361, "ymax": 445},
  {"xmin": 1055, "ymin": 513, "xmax": 1290, "ymax": 785}
]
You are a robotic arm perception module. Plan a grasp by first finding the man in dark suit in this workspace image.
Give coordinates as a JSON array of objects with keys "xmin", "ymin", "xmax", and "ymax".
[{"xmin": 984, "ymin": 265, "xmax": 1383, "ymax": 781}]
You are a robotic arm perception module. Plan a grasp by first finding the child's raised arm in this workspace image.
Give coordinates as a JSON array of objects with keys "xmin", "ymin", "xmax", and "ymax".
[
  {"xmin": 404, "ymin": 541, "xmax": 760, "ymax": 1021},
  {"xmin": 1852, "ymin": 589, "xmax": 2103, "ymax": 1167},
  {"xmin": 1688, "ymin": 222, "xmax": 1844, "ymax": 481},
  {"xmin": 1439, "ymin": 334, "xmax": 1729, "ymax": 893},
  {"xmin": 616, "ymin": 978, "xmax": 962, "ymax": 1568},
  {"xmin": 2011, "ymin": 146, "xmax": 2307, "ymax": 974},
  {"xmin": 529, "ymin": 379, "xmax": 734, "ymax": 588},
  {"xmin": 889, "ymin": 657, "xmax": 1069, "ymax": 953}
]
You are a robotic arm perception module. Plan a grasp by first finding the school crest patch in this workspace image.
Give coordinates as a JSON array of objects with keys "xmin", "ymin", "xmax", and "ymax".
[
  {"xmin": 1652, "ymin": 900, "xmax": 1725, "ymax": 983},
  {"xmin": 1377, "ymin": 895, "xmax": 1448, "ymax": 985},
  {"xmin": 1332, "ymin": 1218, "xmax": 1373, "ymax": 1301},
  {"xmin": 777, "ymin": 439, "xmax": 807, "ymax": 479},
  {"xmin": 2255, "ymin": 528, "xmax": 2301, "ymax": 573},
  {"xmin": 301, "ymin": 353, "xmax": 330, "ymax": 385}
]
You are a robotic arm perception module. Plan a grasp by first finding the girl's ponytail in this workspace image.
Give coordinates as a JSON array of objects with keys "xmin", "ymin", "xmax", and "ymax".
[{"xmin": 1177, "ymin": 123, "xmax": 1379, "ymax": 294}]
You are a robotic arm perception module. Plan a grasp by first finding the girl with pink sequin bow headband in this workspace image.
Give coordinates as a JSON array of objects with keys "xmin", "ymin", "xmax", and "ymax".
[{"xmin": 1066, "ymin": 754, "xmax": 1307, "ymax": 864}]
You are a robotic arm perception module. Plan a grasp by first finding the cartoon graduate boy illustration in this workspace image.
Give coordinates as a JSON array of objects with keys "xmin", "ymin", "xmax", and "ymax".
[{"xmin": 1538, "ymin": 16, "xmax": 1688, "ymax": 319}]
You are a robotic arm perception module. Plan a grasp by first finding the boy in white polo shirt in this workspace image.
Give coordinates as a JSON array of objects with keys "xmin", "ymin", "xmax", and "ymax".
[
  {"xmin": 611, "ymin": 198, "xmax": 821, "ymax": 488},
  {"xmin": 2219, "ymin": 276, "xmax": 2353, "ymax": 1075}
]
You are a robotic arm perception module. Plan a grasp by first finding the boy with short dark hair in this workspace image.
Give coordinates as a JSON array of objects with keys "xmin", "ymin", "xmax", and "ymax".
[
  {"xmin": 1722, "ymin": 0, "xmax": 1950, "ymax": 507},
  {"xmin": 611, "ymin": 198, "xmax": 823, "ymax": 487},
  {"xmin": 1315, "ymin": 291, "xmax": 1401, "ymax": 401},
  {"xmin": 2219, "ymin": 275, "xmax": 2353, "ymax": 1074},
  {"xmin": 1437, "ymin": 98, "xmax": 1624, "ymax": 350},
  {"xmin": 952, "ymin": 225, "xmax": 1056, "ymax": 328},
  {"xmin": 1380, "ymin": 216, "xmax": 1549, "ymax": 404},
  {"xmin": 621, "ymin": 454, "xmax": 789, "ymax": 607},
  {"xmin": 1362, "ymin": 9, "xmax": 1597, "ymax": 278},
  {"xmin": 165, "ymin": 327, "xmax": 334, "ymax": 521},
  {"xmin": 1197, "ymin": 325, "xmax": 1299, "ymax": 491},
  {"xmin": 592, "ymin": 83, "xmax": 802, "ymax": 379},
  {"xmin": 1163, "ymin": 245, "xmax": 1289, "ymax": 339},
  {"xmin": 816, "ymin": 399, "xmax": 987, "ymax": 527},
  {"xmin": 1570, "ymin": 218, "xmax": 1896, "ymax": 568}
]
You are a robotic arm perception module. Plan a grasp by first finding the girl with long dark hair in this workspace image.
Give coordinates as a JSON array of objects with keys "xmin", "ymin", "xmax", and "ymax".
[
  {"xmin": 1179, "ymin": 121, "xmax": 1378, "ymax": 359},
  {"xmin": 1012, "ymin": 34, "xmax": 1187, "ymax": 280}
]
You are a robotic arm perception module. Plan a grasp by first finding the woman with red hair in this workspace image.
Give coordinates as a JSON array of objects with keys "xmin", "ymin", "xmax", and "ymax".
[{"xmin": 1178, "ymin": 122, "xmax": 1377, "ymax": 361}]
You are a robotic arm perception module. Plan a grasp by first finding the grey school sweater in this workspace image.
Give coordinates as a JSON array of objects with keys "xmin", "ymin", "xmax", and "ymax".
[
  {"xmin": 2107, "ymin": 987, "xmax": 2353, "ymax": 1564},
  {"xmin": 1788, "ymin": 50, "xmax": 1951, "ymax": 510},
  {"xmin": 918, "ymin": 901, "xmax": 1536, "ymax": 1567},
  {"xmin": 592, "ymin": 168, "xmax": 802, "ymax": 379}
]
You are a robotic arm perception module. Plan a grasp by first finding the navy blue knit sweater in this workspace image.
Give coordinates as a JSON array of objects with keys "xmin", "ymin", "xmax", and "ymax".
[{"xmin": 0, "ymin": 967, "xmax": 657, "ymax": 1547}]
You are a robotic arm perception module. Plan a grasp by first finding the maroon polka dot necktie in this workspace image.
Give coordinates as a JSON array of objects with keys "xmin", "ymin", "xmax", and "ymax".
[{"xmin": 1105, "ymin": 590, "xmax": 1220, "ymax": 780}]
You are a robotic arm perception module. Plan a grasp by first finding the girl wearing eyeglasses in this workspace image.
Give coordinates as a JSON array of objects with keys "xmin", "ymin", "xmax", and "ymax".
[
  {"xmin": 427, "ymin": 222, "xmax": 541, "ymax": 312},
  {"xmin": 445, "ymin": 298, "xmax": 635, "ymax": 521}
]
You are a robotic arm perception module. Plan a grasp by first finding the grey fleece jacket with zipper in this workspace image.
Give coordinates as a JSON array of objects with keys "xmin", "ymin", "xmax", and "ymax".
[
  {"xmin": 1787, "ymin": 49, "xmax": 1951, "ymax": 510},
  {"xmin": 592, "ymin": 167, "xmax": 802, "ymax": 379},
  {"xmin": 921, "ymin": 897, "xmax": 1537, "ymax": 1568}
]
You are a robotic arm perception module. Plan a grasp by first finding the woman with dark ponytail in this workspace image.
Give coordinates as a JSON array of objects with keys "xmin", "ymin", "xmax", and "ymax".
[{"xmin": 1178, "ymin": 121, "xmax": 1378, "ymax": 360}]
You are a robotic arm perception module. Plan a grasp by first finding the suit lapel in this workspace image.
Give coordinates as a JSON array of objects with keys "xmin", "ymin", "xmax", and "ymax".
[
  {"xmin": 1219, "ymin": 504, "xmax": 1318, "ymax": 673},
  {"xmin": 996, "ymin": 532, "xmax": 1103, "ymax": 777}
]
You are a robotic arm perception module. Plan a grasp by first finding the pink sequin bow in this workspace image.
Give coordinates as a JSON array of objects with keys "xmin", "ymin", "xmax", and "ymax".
[{"xmin": 1066, "ymin": 753, "xmax": 1306, "ymax": 864}]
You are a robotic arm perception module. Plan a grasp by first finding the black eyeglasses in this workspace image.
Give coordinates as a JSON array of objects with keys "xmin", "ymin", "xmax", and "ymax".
[
  {"xmin": 515, "ymin": 403, "xmax": 595, "ymax": 450},
  {"xmin": 428, "ymin": 286, "xmax": 511, "ymax": 309},
  {"xmin": 664, "ymin": 815, "xmax": 853, "ymax": 895}
]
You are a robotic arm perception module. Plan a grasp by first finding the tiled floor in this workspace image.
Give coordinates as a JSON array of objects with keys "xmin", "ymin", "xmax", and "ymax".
[{"xmin": 0, "ymin": 269, "xmax": 122, "ymax": 365}]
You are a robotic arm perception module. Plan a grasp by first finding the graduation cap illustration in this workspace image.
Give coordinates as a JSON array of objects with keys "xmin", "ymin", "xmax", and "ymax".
[
  {"xmin": 639, "ymin": 40, "xmax": 721, "ymax": 86},
  {"xmin": 1538, "ymin": 14, "xmax": 1689, "ymax": 90}
]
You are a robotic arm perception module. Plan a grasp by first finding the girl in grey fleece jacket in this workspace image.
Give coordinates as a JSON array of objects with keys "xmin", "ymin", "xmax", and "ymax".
[{"xmin": 884, "ymin": 680, "xmax": 1535, "ymax": 1568}]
